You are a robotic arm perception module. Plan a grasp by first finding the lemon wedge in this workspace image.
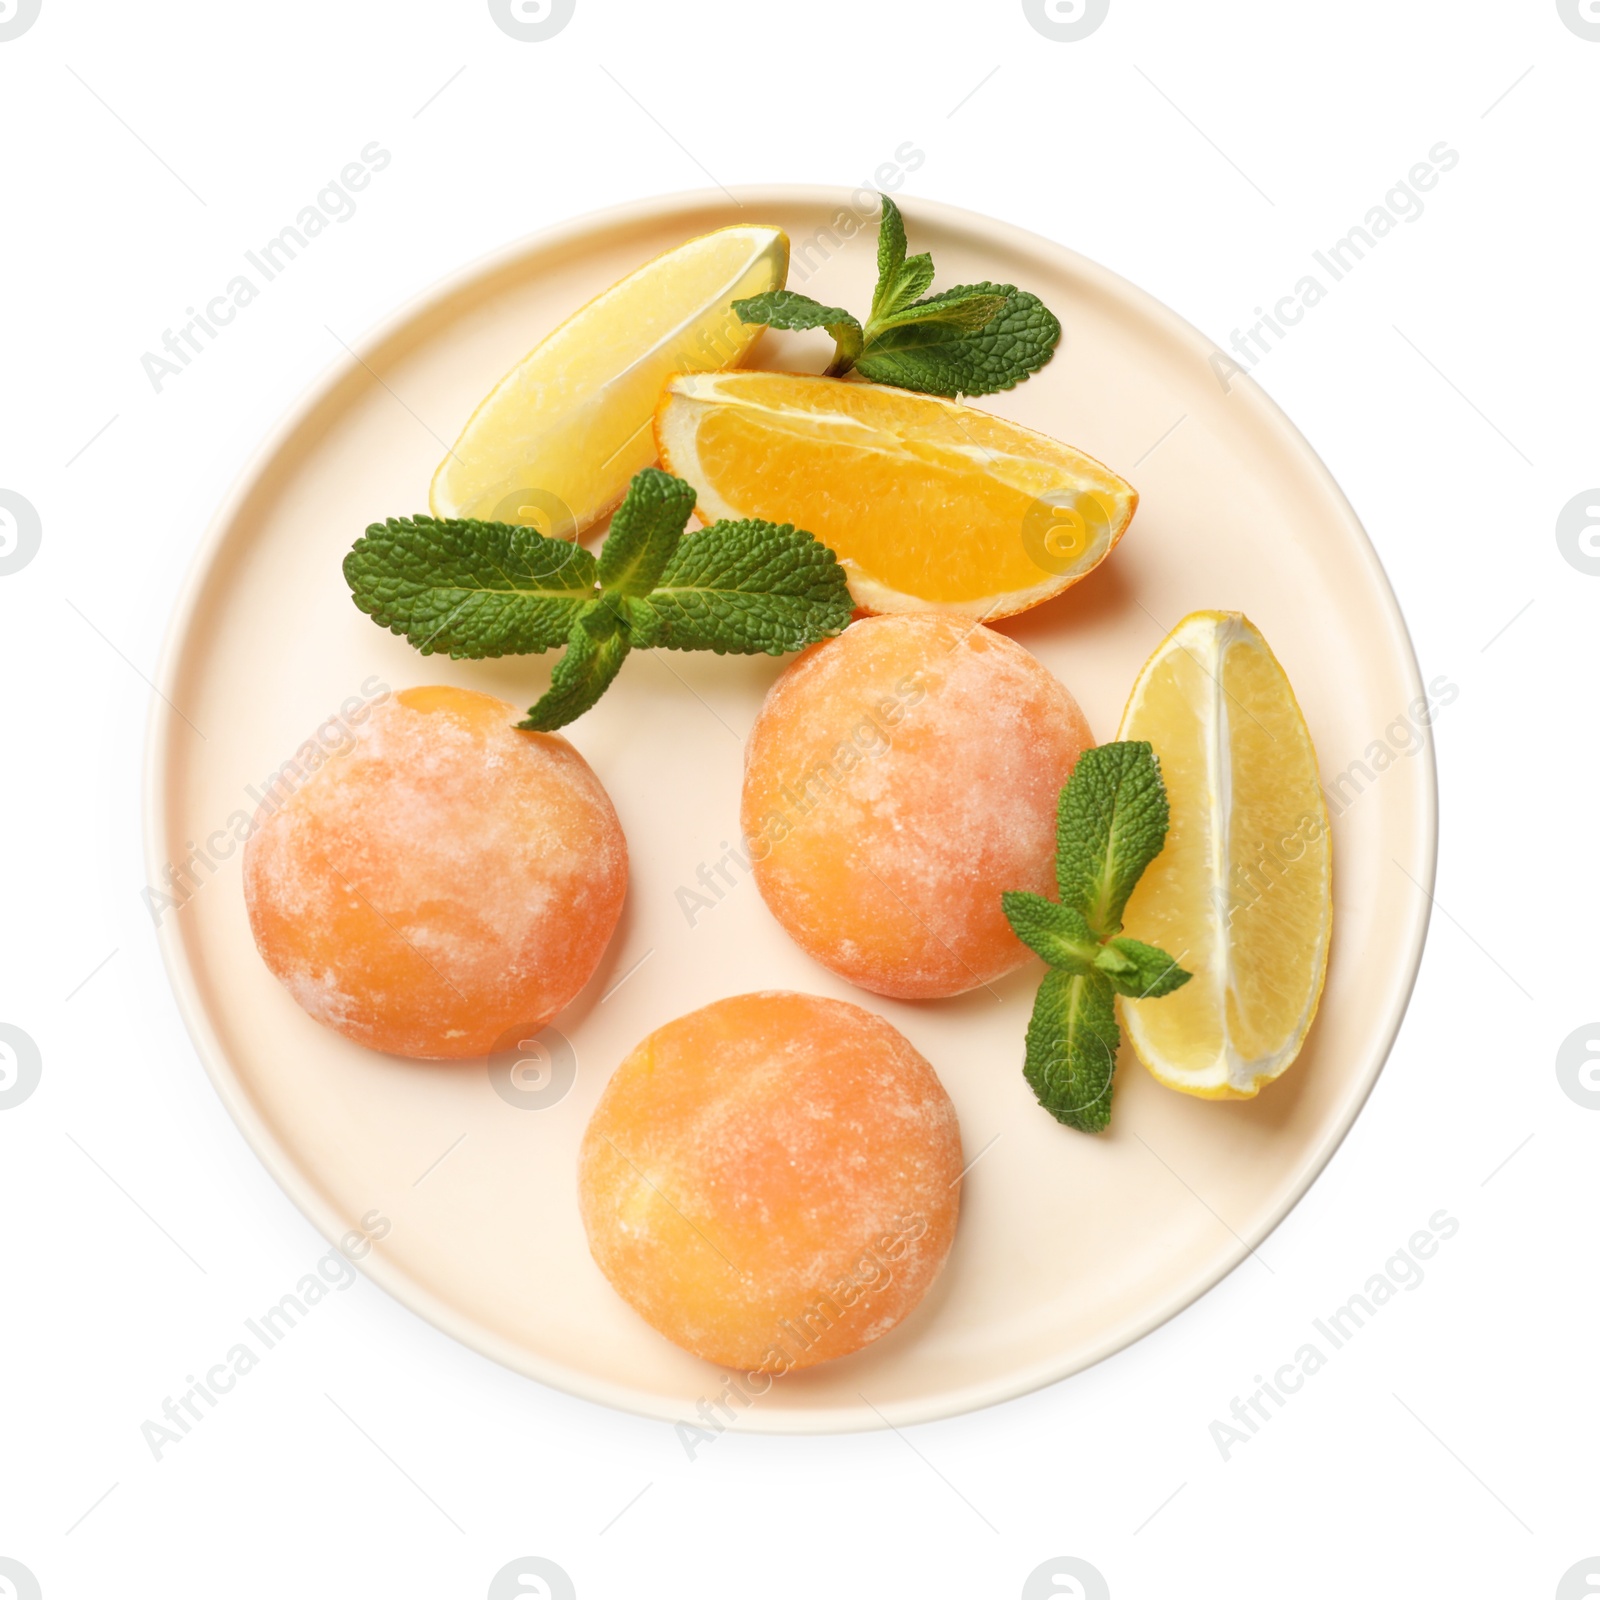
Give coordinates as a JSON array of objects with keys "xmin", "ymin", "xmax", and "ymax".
[
  {"xmin": 430, "ymin": 224, "xmax": 789, "ymax": 533},
  {"xmin": 1117, "ymin": 611, "xmax": 1332, "ymax": 1098}
]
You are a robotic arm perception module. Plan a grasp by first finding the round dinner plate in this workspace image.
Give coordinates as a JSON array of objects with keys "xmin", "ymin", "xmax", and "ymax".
[{"xmin": 146, "ymin": 186, "xmax": 1436, "ymax": 1432}]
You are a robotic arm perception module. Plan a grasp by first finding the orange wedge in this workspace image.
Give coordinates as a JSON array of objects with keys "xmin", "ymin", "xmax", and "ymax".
[{"xmin": 654, "ymin": 371, "xmax": 1137, "ymax": 619}]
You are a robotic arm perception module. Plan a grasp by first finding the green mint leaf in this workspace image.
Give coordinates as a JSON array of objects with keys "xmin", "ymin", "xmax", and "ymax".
[
  {"xmin": 871, "ymin": 253, "xmax": 936, "ymax": 325},
  {"xmin": 871, "ymin": 283, "xmax": 1010, "ymax": 334},
  {"xmin": 1001, "ymin": 892, "xmax": 1100, "ymax": 975},
  {"xmin": 733, "ymin": 290, "xmax": 860, "ymax": 336},
  {"xmin": 870, "ymin": 194, "xmax": 908, "ymax": 317},
  {"xmin": 733, "ymin": 290, "xmax": 864, "ymax": 376},
  {"xmin": 1054, "ymin": 741, "xmax": 1172, "ymax": 940},
  {"xmin": 887, "ymin": 252, "xmax": 935, "ymax": 311},
  {"xmin": 343, "ymin": 516, "xmax": 596, "ymax": 658},
  {"xmin": 642, "ymin": 519, "xmax": 853, "ymax": 655},
  {"xmin": 854, "ymin": 285, "xmax": 1061, "ymax": 396},
  {"xmin": 868, "ymin": 199, "xmax": 939, "ymax": 324},
  {"xmin": 615, "ymin": 592, "xmax": 661, "ymax": 640},
  {"xmin": 596, "ymin": 467, "xmax": 696, "ymax": 597},
  {"xmin": 517, "ymin": 610, "xmax": 630, "ymax": 732},
  {"xmin": 1023, "ymin": 970, "xmax": 1121, "ymax": 1133},
  {"xmin": 1096, "ymin": 937, "xmax": 1193, "ymax": 1000}
]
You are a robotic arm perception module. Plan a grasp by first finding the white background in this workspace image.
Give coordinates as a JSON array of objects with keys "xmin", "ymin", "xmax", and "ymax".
[{"xmin": 2, "ymin": 2, "xmax": 1595, "ymax": 1596}]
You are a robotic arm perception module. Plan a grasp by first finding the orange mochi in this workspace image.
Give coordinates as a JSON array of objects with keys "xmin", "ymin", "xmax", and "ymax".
[
  {"xmin": 578, "ymin": 992, "xmax": 963, "ymax": 1371},
  {"xmin": 243, "ymin": 685, "xmax": 626, "ymax": 1059},
  {"xmin": 741, "ymin": 615, "xmax": 1093, "ymax": 999}
]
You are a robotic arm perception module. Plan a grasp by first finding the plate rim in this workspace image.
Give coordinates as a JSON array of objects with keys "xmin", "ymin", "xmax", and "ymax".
[{"xmin": 143, "ymin": 183, "xmax": 1438, "ymax": 1433}]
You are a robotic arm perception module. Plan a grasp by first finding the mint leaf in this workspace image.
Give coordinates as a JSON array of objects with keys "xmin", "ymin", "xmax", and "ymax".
[
  {"xmin": 1001, "ymin": 892, "xmax": 1100, "ymax": 974},
  {"xmin": 872, "ymin": 202, "xmax": 981, "ymax": 339},
  {"xmin": 733, "ymin": 290, "xmax": 859, "ymax": 336},
  {"xmin": 872, "ymin": 282, "xmax": 1011, "ymax": 334},
  {"xmin": 1095, "ymin": 937, "xmax": 1192, "ymax": 999},
  {"xmin": 733, "ymin": 290, "xmax": 864, "ymax": 374},
  {"xmin": 872, "ymin": 193, "xmax": 908, "ymax": 311},
  {"xmin": 871, "ymin": 203, "xmax": 944, "ymax": 323},
  {"xmin": 343, "ymin": 516, "xmax": 595, "ymax": 658},
  {"xmin": 878, "ymin": 253, "xmax": 936, "ymax": 321},
  {"xmin": 1023, "ymin": 970, "xmax": 1121, "ymax": 1133},
  {"xmin": 517, "ymin": 610, "xmax": 629, "ymax": 731},
  {"xmin": 596, "ymin": 467, "xmax": 696, "ymax": 597},
  {"xmin": 639, "ymin": 519, "xmax": 853, "ymax": 655},
  {"xmin": 855, "ymin": 285, "xmax": 1061, "ymax": 396},
  {"xmin": 868, "ymin": 192, "xmax": 935, "ymax": 322},
  {"xmin": 614, "ymin": 592, "xmax": 662, "ymax": 639},
  {"xmin": 1055, "ymin": 741, "xmax": 1172, "ymax": 939}
]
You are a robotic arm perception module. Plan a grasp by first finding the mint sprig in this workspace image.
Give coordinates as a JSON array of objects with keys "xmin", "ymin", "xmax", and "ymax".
[
  {"xmin": 732, "ymin": 194, "xmax": 1061, "ymax": 397},
  {"xmin": 1002, "ymin": 741, "xmax": 1191, "ymax": 1133},
  {"xmin": 343, "ymin": 468, "xmax": 854, "ymax": 732}
]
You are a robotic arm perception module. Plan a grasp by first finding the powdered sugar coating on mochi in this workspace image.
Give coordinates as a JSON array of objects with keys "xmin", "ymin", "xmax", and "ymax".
[
  {"xmin": 243, "ymin": 685, "xmax": 627, "ymax": 1059},
  {"xmin": 741, "ymin": 615, "xmax": 1093, "ymax": 999},
  {"xmin": 578, "ymin": 991, "xmax": 963, "ymax": 1372}
]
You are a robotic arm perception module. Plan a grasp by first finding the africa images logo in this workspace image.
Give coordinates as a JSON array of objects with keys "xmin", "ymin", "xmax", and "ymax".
[
  {"xmin": 0, "ymin": 1024, "xmax": 42, "ymax": 1111},
  {"xmin": 488, "ymin": 1557, "xmax": 575, "ymax": 1599},
  {"xmin": 1022, "ymin": 1557, "xmax": 1110, "ymax": 1599},
  {"xmin": 1558, "ymin": 0, "xmax": 1600, "ymax": 42},
  {"xmin": 1557, "ymin": 1558, "xmax": 1600, "ymax": 1598},
  {"xmin": 0, "ymin": 0, "xmax": 41, "ymax": 42},
  {"xmin": 1556, "ymin": 1024, "xmax": 1600, "ymax": 1109},
  {"xmin": 1022, "ymin": 0, "xmax": 1109, "ymax": 42},
  {"xmin": 1556, "ymin": 489, "xmax": 1600, "ymax": 575},
  {"xmin": 0, "ymin": 490, "xmax": 41, "ymax": 576},
  {"xmin": 489, "ymin": 0, "xmax": 575, "ymax": 42}
]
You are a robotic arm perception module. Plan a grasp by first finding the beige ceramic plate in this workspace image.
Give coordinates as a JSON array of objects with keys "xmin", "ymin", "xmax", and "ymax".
[{"xmin": 146, "ymin": 187, "xmax": 1435, "ymax": 1431}]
